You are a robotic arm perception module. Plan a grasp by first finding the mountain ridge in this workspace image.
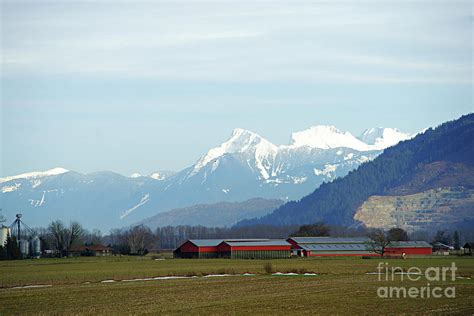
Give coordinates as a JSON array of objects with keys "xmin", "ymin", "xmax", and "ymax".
[
  {"xmin": 236, "ymin": 114, "xmax": 474, "ymax": 230},
  {"xmin": 1, "ymin": 124, "xmax": 412, "ymax": 231}
]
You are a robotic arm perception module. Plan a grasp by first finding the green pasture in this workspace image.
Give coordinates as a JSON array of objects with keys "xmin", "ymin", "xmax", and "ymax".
[{"xmin": 1, "ymin": 256, "xmax": 473, "ymax": 314}]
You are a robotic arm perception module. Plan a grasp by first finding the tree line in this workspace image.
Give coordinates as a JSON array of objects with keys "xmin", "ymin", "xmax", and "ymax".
[{"xmin": 1, "ymin": 218, "xmax": 469, "ymax": 259}]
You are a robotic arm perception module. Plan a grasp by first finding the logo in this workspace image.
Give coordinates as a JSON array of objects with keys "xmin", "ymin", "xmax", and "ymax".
[{"xmin": 376, "ymin": 262, "xmax": 457, "ymax": 299}]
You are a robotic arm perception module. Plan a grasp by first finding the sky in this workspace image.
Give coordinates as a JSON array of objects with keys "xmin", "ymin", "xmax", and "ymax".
[{"xmin": 1, "ymin": 0, "xmax": 472, "ymax": 177}]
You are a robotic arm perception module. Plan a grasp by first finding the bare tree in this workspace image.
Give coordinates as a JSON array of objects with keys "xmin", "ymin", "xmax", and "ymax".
[
  {"xmin": 84, "ymin": 229, "xmax": 103, "ymax": 245},
  {"xmin": 48, "ymin": 220, "xmax": 67, "ymax": 251},
  {"xmin": 66, "ymin": 221, "xmax": 85, "ymax": 250},
  {"xmin": 367, "ymin": 229, "xmax": 391, "ymax": 257},
  {"xmin": 48, "ymin": 220, "xmax": 85, "ymax": 254},
  {"xmin": 126, "ymin": 225, "xmax": 153, "ymax": 255}
]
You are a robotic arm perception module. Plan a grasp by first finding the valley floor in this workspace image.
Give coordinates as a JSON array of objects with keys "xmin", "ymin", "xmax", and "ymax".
[{"xmin": 1, "ymin": 256, "xmax": 473, "ymax": 314}]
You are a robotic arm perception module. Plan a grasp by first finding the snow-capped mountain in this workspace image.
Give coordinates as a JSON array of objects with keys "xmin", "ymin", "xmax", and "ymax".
[
  {"xmin": 289, "ymin": 125, "xmax": 371, "ymax": 151},
  {"xmin": 358, "ymin": 127, "xmax": 411, "ymax": 150},
  {"xmin": 0, "ymin": 125, "xmax": 412, "ymax": 231},
  {"xmin": 0, "ymin": 167, "xmax": 69, "ymax": 184}
]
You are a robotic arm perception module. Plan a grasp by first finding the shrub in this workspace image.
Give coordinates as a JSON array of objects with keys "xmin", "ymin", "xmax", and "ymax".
[{"xmin": 263, "ymin": 262, "xmax": 274, "ymax": 274}]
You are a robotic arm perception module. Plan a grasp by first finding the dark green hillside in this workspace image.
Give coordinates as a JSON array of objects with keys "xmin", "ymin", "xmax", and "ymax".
[{"xmin": 238, "ymin": 113, "xmax": 474, "ymax": 227}]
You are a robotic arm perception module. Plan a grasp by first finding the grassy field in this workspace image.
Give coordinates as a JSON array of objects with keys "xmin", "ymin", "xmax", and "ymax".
[{"xmin": 1, "ymin": 256, "xmax": 473, "ymax": 314}]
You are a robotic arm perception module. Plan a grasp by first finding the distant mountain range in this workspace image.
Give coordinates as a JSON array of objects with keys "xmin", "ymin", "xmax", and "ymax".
[
  {"xmin": 0, "ymin": 125, "xmax": 411, "ymax": 231},
  {"xmin": 238, "ymin": 114, "xmax": 474, "ymax": 232},
  {"xmin": 135, "ymin": 198, "xmax": 284, "ymax": 229}
]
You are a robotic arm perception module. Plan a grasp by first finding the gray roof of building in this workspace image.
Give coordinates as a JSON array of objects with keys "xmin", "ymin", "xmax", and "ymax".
[
  {"xmin": 185, "ymin": 239, "xmax": 271, "ymax": 247},
  {"xmin": 299, "ymin": 243, "xmax": 371, "ymax": 251},
  {"xmin": 387, "ymin": 241, "xmax": 432, "ymax": 248},
  {"xmin": 187, "ymin": 239, "xmax": 224, "ymax": 247},
  {"xmin": 223, "ymin": 240, "xmax": 291, "ymax": 247},
  {"xmin": 289, "ymin": 237, "xmax": 370, "ymax": 244}
]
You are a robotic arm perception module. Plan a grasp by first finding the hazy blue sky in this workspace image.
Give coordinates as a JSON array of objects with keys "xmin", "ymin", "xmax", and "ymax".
[{"xmin": 1, "ymin": 1, "xmax": 472, "ymax": 177}]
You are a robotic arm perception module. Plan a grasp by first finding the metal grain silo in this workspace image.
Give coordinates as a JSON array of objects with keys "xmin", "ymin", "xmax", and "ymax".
[
  {"xmin": 0, "ymin": 226, "xmax": 9, "ymax": 247},
  {"xmin": 30, "ymin": 236, "xmax": 41, "ymax": 258},
  {"xmin": 19, "ymin": 239, "xmax": 29, "ymax": 258}
]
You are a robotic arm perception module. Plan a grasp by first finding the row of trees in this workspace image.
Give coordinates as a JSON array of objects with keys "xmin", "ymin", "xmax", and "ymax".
[
  {"xmin": 108, "ymin": 224, "xmax": 298, "ymax": 251},
  {"xmin": 2, "ymin": 215, "xmax": 468, "ymax": 259}
]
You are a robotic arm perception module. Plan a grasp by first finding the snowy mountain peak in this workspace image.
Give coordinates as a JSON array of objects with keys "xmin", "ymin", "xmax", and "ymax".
[
  {"xmin": 149, "ymin": 171, "xmax": 175, "ymax": 181},
  {"xmin": 358, "ymin": 127, "xmax": 411, "ymax": 150},
  {"xmin": 289, "ymin": 125, "xmax": 371, "ymax": 151},
  {"xmin": 0, "ymin": 167, "xmax": 69, "ymax": 184},
  {"xmin": 192, "ymin": 128, "xmax": 278, "ymax": 176},
  {"xmin": 231, "ymin": 127, "xmax": 254, "ymax": 137}
]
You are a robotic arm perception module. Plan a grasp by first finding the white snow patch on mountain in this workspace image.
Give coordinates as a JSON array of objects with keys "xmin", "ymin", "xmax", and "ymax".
[
  {"xmin": 0, "ymin": 167, "xmax": 69, "ymax": 184},
  {"xmin": 28, "ymin": 191, "xmax": 46, "ymax": 207},
  {"xmin": 31, "ymin": 179, "xmax": 42, "ymax": 188},
  {"xmin": 358, "ymin": 127, "xmax": 411, "ymax": 150},
  {"xmin": 292, "ymin": 176, "xmax": 307, "ymax": 184},
  {"xmin": 344, "ymin": 153, "xmax": 354, "ymax": 161},
  {"xmin": 314, "ymin": 164, "xmax": 338, "ymax": 178},
  {"xmin": 149, "ymin": 171, "xmax": 175, "ymax": 180},
  {"xmin": 130, "ymin": 173, "xmax": 142, "ymax": 178},
  {"xmin": 289, "ymin": 125, "xmax": 371, "ymax": 151},
  {"xmin": 2, "ymin": 183, "xmax": 21, "ymax": 193},
  {"xmin": 222, "ymin": 188, "xmax": 230, "ymax": 194},
  {"xmin": 120, "ymin": 194, "xmax": 150, "ymax": 219},
  {"xmin": 150, "ymin": 172, "xmax": 164, "ymax": 180}
]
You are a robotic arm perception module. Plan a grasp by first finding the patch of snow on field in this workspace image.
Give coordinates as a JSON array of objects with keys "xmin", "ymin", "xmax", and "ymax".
[
  {"xmin": 154, "ymin": 276, "xmax": 196, "ymax": 280},
  {"xmin": 122, "ymin": 278, "xmax": 154, "ymax": 282},
  {"xmin": 272, "ymin": 272, "xmax": 299, "ymax": 276},
  {"xmin": 203, "ymin": 274, "xmax": 235, "ymax": 278},
  {"xmin": 12, "ymin": 284, "xmax": 52, "ymax": 289}
]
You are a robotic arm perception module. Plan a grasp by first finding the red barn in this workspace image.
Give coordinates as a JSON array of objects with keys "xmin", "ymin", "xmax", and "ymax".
[
  {"xmin": 217, "ymin": 240, "xmax": 292, "ymax": 259},
  {"xmin": 173, "ymin": 239, "xmax": 279, "ymax": 259},
  {"xmin": 173, "ymin": 239, "xmax": 222, "ymax": 259},
  {"xmin": 385, "ymin": 241, "xmax": 432, "ymax": 256}
]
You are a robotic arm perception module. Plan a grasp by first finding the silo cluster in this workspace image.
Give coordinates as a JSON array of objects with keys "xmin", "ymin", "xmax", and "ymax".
[{"xmin": 17, "ymin": 236, "xmax": 41, "ymax": 259}]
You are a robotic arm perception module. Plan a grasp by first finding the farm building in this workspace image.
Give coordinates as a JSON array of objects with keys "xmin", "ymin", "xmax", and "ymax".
[
  {"xmin": 217, "ymin": 240, "xmax": 292, "ymax": 259},
  {"xmin": 432, "ymin": 242, "xmax": 454, "ymax": 255},
  {"xmin": 287, "ymin": 237, "xmax": 433, "ymax": 257},
  {"xmin": 173, "ymin": 239, "xmax": 277, "ymax": 259},
  {"xmin": 69, "ymin": 244, "xmax": 112, "ymax": 257},
  {"xmin": 384, "ymin": 241, "xmax": 433, "ymax": 256},
  {"xmin": 287, "ymin": 237, "xmax": 376, "ymax": 257},
  {"xmin": 173, "ymin": 239, "xmax": 222, "ymax": 259},
  {"xmin": 463, "ymin": 242, "xmax": 473, "ymax": 256}
]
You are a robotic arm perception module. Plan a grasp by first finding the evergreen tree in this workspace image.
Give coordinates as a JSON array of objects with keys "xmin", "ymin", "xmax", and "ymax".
[
  {"xmin": 291, "ymin": 222, "xmax": 330, "ymax": 237},
  {"xmin": 387, "ymin": 228, "xmax": 408, "ymax": 241},
  {"xmin": 5, "ymin": 236, "xmax": 21, "ymax": 260}
]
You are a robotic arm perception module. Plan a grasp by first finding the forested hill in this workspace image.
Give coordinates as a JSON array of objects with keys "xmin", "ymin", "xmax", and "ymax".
[{"xmin": 237, "ymin": 114, "xmax": 474, "ymax": 227}]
